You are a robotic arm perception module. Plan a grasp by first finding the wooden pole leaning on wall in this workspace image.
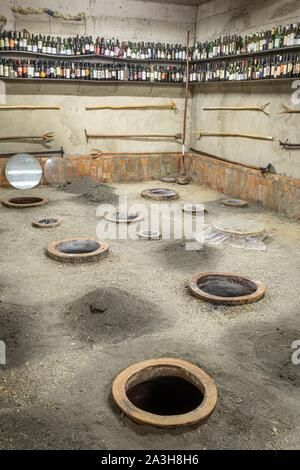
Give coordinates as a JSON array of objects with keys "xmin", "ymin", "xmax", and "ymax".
[
  {"xmin": 85, "ymin": 103, "xmax": 177, "ymax": 110},
  {"xmin": 181, "ymin": 29, "xmax": 190, "ymax": 175},
  {"xmin": 193, "ymin": 130, "xmax": 274, "ymax": 141},
  {"xmin": 203, "ymin": 103, "xmax": 270, "ymax": 116},
  {"xmin": 0, "ymin": 105, "xmax": 60, "ymax": 110}
]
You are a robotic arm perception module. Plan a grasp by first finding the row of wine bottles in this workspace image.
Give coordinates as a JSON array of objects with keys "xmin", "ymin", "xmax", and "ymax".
[
  {"xmin": 0, "ymin": 59, "xmax": 186, "ymax": 82},
  {"xmin": 1, "ymin": 55, "xmax": 299, "ymax": 82},
  {"xmin": 0, "ymin": 31, "xmax": 188, "ymax": 61},
  {"xmin": 189, "ymin": 54, "xmax": 300, "ymax": 82},
  {"xmin": 1, "ymin": 22, "xmax": 300, "ymax": 62},
  {"xmin": 193, "ymin": 23, "xmax": 300, "ymax": 60}
]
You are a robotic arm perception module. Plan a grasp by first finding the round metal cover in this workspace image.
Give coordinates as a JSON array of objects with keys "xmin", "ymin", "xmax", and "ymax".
[
  {"xmin": 5, "ymin": 153, "xmax": 42, "ymax": 189},
  {"xmin": 44, "ymin": 157, "xmax": 66, "ymax": 186},
  {"xmin": 212, "ymin": 217, "xmax": 265, "ymax": 237}
]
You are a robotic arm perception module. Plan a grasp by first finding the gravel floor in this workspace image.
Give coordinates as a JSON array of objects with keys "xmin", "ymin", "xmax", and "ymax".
[{"xmin": 0, "ymin": 181, "xmax": 299, "ymax": 449}]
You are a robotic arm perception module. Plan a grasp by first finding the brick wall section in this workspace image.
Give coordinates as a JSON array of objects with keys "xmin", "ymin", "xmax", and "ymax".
[
  {"xmin": 187, "ymin": 153, "xmax": 300, "ymax": 219},
  {"xmin": 0, "ymin": 153, "xmax": 182, "ymax": 186},
  {"xmin": 1, "ymin": 151, "xmax": 299, "ymax": 218}
]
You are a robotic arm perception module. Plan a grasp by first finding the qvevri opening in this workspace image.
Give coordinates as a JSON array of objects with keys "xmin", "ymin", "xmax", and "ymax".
[
  {"xmin": 126, "ymin": 375, "xmax": 203, "ymax": 415},
  {"xmin": 56, "ymin": 239, "xmax": 100, "ymax": 254}
]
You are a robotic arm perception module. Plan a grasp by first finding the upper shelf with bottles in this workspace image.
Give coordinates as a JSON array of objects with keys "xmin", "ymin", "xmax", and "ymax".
[
  {"xmin": 0, "ymin": 32, "xmax": 187, "ymax": 63},
  {"xmin": 1, "ymin": 22, "xmax": 300, "ymax": 65},
  {"xmin": 191, "ymin": 23, "xmax": 300, "ymax": 62}
]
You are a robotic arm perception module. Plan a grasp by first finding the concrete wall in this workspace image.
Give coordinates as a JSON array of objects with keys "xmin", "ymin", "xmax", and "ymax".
[
  {"xmin": 2, "ymin": 81, "xmax": 190, "ymax": 155},
  {"xmin": 0, "ymin": 0, "xmax": 195, "ymax": 155},
  {"xmin": 192, "ymin": 0, "xmax": 300, "ymax": 179},
  {"xmin": 1, "ymin": 0, "xmax": 197, "ymax": 42},
  {"xmin": 196, "ymin": 0, "xmax": 300, "ymax": 41},
  {"xmin": 1, "ymin": 0, "xmax": 300, "ymax": 179}
]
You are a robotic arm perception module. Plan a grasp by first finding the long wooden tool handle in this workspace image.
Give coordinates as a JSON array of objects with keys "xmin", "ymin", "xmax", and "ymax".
[
  {"xmin": 279, "ymin": 104, "xmax": 300, "ymax": 114},
  {"xmin": 0, "ymin": 105, "xmax": 60, "ymax": 110},
  {"xmin": 86, "ymin": 133, "xmax": 182, "ymax": 139},
  {"xmin": 194, "ymin": 130, "xmax": 274, "ymax": 141},
  {"xmin": 86, "ymin": 102, "xmax": 177, "ymax": 110},
  {"xmin": 203, "ymin": 103, "xmax": 270, "ymax": 116}
]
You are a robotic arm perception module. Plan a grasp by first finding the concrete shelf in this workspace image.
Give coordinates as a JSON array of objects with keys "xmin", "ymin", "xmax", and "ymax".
[
  {"xmin": 0, "ymin": 77, "xmax": 184, "ymax": 86},
  {"xmin": 0, "ymin": 49, "xmax": 185, "ymax": 65},
  {"xmin": 190, "ymin": 77, "xmax": 296, "ymax": 85}
]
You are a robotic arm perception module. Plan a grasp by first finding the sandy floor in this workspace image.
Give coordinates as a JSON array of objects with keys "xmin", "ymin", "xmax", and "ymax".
[{"xmin": 0, "ymin": 181, "xmax": 299, "ymax": 450}]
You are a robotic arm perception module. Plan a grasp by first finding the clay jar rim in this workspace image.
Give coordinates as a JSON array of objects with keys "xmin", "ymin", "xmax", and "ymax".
[
  {"xmin": 112, "ymin": 357, "xmax": 217, "ymax": 428},
  {"xmin": 223, "ymin": 199, "xmax": 248, "ymax": 207},
  {"xmin": 46, "ymin": 237, "xmax": 109, "ymax": 263},
  {"xmin": 137, "ymin": 229, "xmax": 161, "ymax": 240},
  {"xmin": 160, "ymin": 177, "xmax": 177, "ymax": 183},
  {"xmin": 182, "ymin": 203, "xmax": 207, "ymax": 214},
  {"xmin": 32, "ymin": 217, "xmax": 62, "ymax": 228},
  {"xmin": 104, "ymin": 211, "xmax": 144, "ymax": 224},
  {"xmin": 189, "ymin": 272, "xmax": 266, "ymax": 305},
  {"xmin": 141, "ymin": 188, "xmax": 179, "ymax": 201},
  {"xmin": 2, "ymin": 196, "xmax": 48, "ymax": 208}
]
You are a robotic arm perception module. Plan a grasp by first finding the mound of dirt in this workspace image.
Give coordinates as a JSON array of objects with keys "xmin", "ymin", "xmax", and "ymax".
[
  {"xmin": 64, "ymin": 287, "xmax": 165, "ymax": 343},
  {"xmin": 59, "ymin": 176, "xmax": 117, "ymax": 203}
]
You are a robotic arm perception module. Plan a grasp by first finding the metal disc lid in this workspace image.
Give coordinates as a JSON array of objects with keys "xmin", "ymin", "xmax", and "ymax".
[
  {"xmin": 212, "ymin": 217, "xmax": 265, "ymax": 237},
  {"xmin": 44, "ymin": 157, "xmax": 66, "ymax": 186},
  {"xmin": 5, "ymin": 153, "xmax": 42, "ymax": 189}
]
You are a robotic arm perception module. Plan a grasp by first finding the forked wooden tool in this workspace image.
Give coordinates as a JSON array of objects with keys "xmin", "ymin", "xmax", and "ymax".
[
  {"xmin": 203, "ymin": 103, "xmax": 270, "ymax": 116},
  {"xmin": 0, "ymin": 132, "xmax": 55, "ymax": 142},
  {"xmin": 278, "ymin": 105, "xmax": 300, "ymax": 114}
]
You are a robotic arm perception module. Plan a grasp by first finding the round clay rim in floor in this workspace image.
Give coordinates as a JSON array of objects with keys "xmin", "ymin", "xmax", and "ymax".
[
  {"xmin": 2, "ymin": 196, "xmax": 48, "ymax": 209},
  {"xmin": 176, "ymin": 176, "xmax": 190, "ymax": 185},
  {"xmin": 189, "ymin": 272, "xmax": 266, "ymax": 305},
  {"xmin": 160, "ymin": 177, "xmax": 176, "ymax": 183},
  {"xmin": 141, "ymin": 188, "xmax": 179, "ymax": 201},
  {"xmin": 182, "ymin": 204, "xmax": 207, "ymax": 214},
  {"xmin": 112, "ymin": 357, "xmax": 217, "ymax": 428},
  {"xmin": 223, "ymin": 199, "xmax": 248, "ymax": 207},
  {"xmin": 32, "ymin": 217, "xmax": 62, "ymax": 228},
  {"xmin": 138, "ymin": 230, "xmax": 161, "ymax": 240},
  {"xmin": 104, "ymin": 211, "xmax": 144, "ymax": 224},
  {"xmin": 46, "ymin": 237, "xmax": 109, "ymax": 263}
]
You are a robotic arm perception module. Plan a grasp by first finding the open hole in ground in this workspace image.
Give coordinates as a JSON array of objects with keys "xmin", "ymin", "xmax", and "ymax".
[
  {"xmin": 197, "ymin": 274, "xmax": 257, "ymax": 297},
  {"xmin": 56, "ymin": 240, "xmax": 100, "ymax": 254},
  {"xmin": 113, "ymin": 358, "xmax": 217, "ymax": 427},
  {"xmin": 38, "ymin": 218, "xmax": 58, "ymax": 225},
  {"xmin": 189, "ymin": 272, "xmax": 266, "ymax": 305},
  {"xmin": 141, "ymin": 188, "xmax": 179, "ymax": 200},
  {"xmin": 2, "ymin": 196, "xmax": 48, "ymax": 208},
  {"xmin": 10, "ymin": 197, "xmax": 43, "ymax": 205},
  {"xmin": 126, "ymin": 375, "xmax": 203, "ymax": 415}
]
